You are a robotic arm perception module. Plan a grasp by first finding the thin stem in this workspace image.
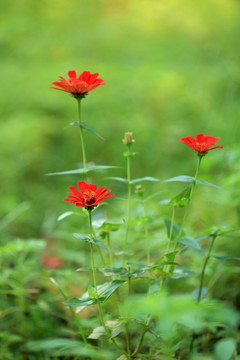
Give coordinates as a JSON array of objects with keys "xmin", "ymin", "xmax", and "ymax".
[
  {"xmin": 54, "ymin": 280, "xmax": 87, "ymax": 343},
  {"xmin": 175, "ymin": 155, "xmax": 203, "ymax": 243},
  {"xmin": 167, "ymin": 205, "xmax": 176, "ymax": 253},
  {"xmin": 122, "ymin": 155, "xmax": 131, "ymax": 265},
  {"xmin": 189, "ymin": 155, "xmax": 202, "ymax": 200},
  {"xmin": 88, "ymin": 210, "xmax": 97, "ymax": 289},
  {"xmin": 107, "ymin": 233, "xmax": 114, "ymax": 268},
  {"xmin": 197, "ymin": 234, "xmax": 217, "ymax": 301},
  {"xmin": 77, "ymin": 99, "xmax": 87, "ymax": 172},
  {"xmin": 160, "ymin": 205, "xmax": 176, "ymax": 289},
  {"xmin": 142, "ymin": 200, "xmax": 150, "ymax": 265},
  {"xmin": 132, "ymin": 315, "xmax": 152, "ymax": 357}
]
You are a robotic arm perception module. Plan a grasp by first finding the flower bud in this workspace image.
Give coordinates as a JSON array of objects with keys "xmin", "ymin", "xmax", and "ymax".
[
  {"xmin": 135, "ymin": 185, "xmax": 144, "ymax": 197},
  {"xmin": 122, "ymin": 132, "xmax": 135, "ymax": 147}
]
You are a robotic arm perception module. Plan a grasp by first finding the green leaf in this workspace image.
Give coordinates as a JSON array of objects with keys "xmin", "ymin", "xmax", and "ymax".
[
  {"xmin": 214, "ymin": 338, "xmax": 236, "ymax": 360},
  {"xmin": 123, "ymin": 151, "xmax": 139, "ymax": 157},
  {"xmin": 212, "ymin": 255, "xmax": 240, "ymax": 261},
  {"xmin": 72, "ymin": 233, "xmax": 90, "ymax": 243},
  {"xmin": 46, "ymin": 165, "xmax": 119, "ymax": 176},
  {"xmin": 176, "ymin": 236, "xmax": 202, "ymax": 250},
  {"xmin": 130, "ymin": 176, "xmax": 160, "ymax": 184},
  {"xmin": 79, "ymin": 122, "xmax": 105, "ymax": 140},
  {"xmin": 98, "ymin": 221, "xmax": 123, "ymax": 233},
  {"xmin": 91, "ymin": 238, "xmax": 108, "ymax": 250},
  {"xmin": 163, "ymin": 175, "xmax": 224, "ymax": 189},
  {"xmin": 164, "ymin": 219, "xmax": 182, "ymax": 238},
  {"xmin": 171, "ymin": 268, "xmax": 195, "ymax": 279},
  {"xmin": 57, "ymin": 211, "xmax": 86, "ymax": 221},
  {"xmin": 169, "ymin": 187, "xmax": 192, "ymax": 207},
  {"xmin": 107, "ymin": 177, "xmax": 128, "ymax": 183},
  {"xmin": 154, "ymin": 251, "xmax": 178, "ymax": 265},
  {"xmin": 69, "ymin": 121, "xmax": 79, "ymax": 126},
  {"xmin": 144, "ymin": 191, "xmax": 163, "ymax": 202},
  {"xmin": 65, "ymin": 280, "xmax": 126, "ymax": 310},
  {"xmin": 88, "ymin": 326, "xmax": 105, "ymax": 339}
]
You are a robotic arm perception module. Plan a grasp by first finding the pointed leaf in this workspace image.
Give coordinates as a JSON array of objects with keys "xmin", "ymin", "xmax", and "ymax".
[
  {"xmin": 163, "ymin": 175, "xmax": 224, "ymax": 189},
  {"xmin": 107, "ymin": 177, "xmax": 128, "ymax": 184},
  {"xmin": 164, "ymin": 219, "xmax": 182, "ymax": 238},
  {"xmin": 169, "ymin": 187, "xmax": 191, "ymax": 207},
  {"xmin": 98, "ymin": 221, "xmax": 123, "ymax": 232},
  {"xmin": 212, "ymin": 255, "xmax": 240, "ymax": 261},
  {"xmin": 72, "ymin": 233, "xmax": 90, "ymax": 243},
  {"xmin": 57, "ymin": 211, "xmax": 86, "ymax": 221},
  {"xmin": 69, "ymin": 121, "xmax": 79, "ymax": 126},
  {"xmin": 91, "ymin": 238, "xmax": 108, "ymax": 250},
  {"xmin": 79, "ymin": 122, "xmax": 104, "ymax": 140},
  {"xmin": 130, "ymin": 177, "xmax": 160, "ymax": 184},
  {"xmin": 47, "ymin": 165, "xmax": 119, "ymax": 176},
  {"xmin": 176, "ymin": 236, "xmax": 202, "ymax": 250},
  {"xmin": 88, "ymin": 326, "xmax": 105, "ymax": 339},
  {"xmin": 65, "ymin": 280, "xmax": 126, "ymax": 311},
  {"xmin": 123, "ymin": 151, "xmax": 139, "ymax": 157}
]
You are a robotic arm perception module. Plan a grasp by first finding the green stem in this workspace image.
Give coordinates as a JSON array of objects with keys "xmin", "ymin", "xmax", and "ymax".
[
  {"xmin": 54, "ymin": 280, "xmax": 87, "ymax": 343},
  {"xmin": 132, "ymin": 315, "xmax": 152, "ymax": 357},
  {"xmin": 197, "ymin": 234, "xmax": 217, "ymax": 301},
  {"xmin": 77, "ymin": 99, "xmax": 87, "ymax": 172},
  {"xmin": 167, "ymin": 205, "xmax": 176, "ymax": 252},
  {"xmin": 142, "ymin": 201, "xmax": 150, "ymax": 265},
  {"xmin": 189, "ymin": 155, "xmax": 202, "ymax": 200},
  {"xmin": 123, "ymin": 155, "xmax": 131, "ymax": 265},
  {"xmin": 107, "ymin": 233, "xmax": 114, "ymax": 268},
  {"xmin": 160, "ymin": 205, "xmax": 176, "ymax": 289},
  {"xmin": 174, "ymin": 155, "xmax": 203, "ymax": 247},
  {"xmin": 88, "ymin": 210, "xmax": 97, "ymax": 289}
]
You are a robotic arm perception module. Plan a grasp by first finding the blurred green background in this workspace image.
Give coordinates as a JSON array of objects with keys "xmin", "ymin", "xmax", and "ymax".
[{"xmin": 1, "ymin": 0, "xmax": 240, "ymax": 239}]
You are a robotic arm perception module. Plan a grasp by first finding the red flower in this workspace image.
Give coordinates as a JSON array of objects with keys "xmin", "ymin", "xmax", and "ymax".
[
  {"xmin": 64, "ymin": 181, "xmax": 115, "ymax": 210},
  {"xmin": 179, "ymin": 133, "xmax": 223, "ymax": 155},
  {"xmin": 51, "ymin": 70, "xmax": 105, "ymax": 99}
]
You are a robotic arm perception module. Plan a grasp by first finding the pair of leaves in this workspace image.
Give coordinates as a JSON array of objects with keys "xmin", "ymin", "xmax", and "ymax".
[
  {"xmin": 64, "ymin": 280, "xmax": 126, "ymax": 311},
  {"xmin": 88, "ymin": 320, "xmax": 123, "ymax": 340},
  {"xmin": 163, "ymin": 175, "xmax": 224, "ymax": 189},
  {"xmin": 47, "ymin": 164, "xmax": 119, "ymax": 176},
  {"xmin": 73, "ymin": 233, "xmax": 107, "ymax": 250},
  {"xmin": 108, "ymin": 176, "xmax": 160, "ymax": 185},
  {"xmin": 70, "ymin": 121, "xmax": 104, "ymax": 140}
]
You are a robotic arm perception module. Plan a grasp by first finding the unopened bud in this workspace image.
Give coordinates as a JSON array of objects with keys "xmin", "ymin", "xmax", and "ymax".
[
  {"xmin": 135, "ymin": 185, "xmax": 144, "ymax": 197},
  {"xmin": 122, "ymin": 132, "xmax": 135, "ymax": 146}
]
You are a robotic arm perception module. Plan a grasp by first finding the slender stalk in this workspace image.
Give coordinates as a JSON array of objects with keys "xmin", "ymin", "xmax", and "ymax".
[
  {"xmin": 107, "ymin": 233, "xmax": 114, "ymax": 267},
  {"xmin": 173, "ymin": 155, "xmax": 203, "ymax": 250},
  {"xmin": 189, "ymin": 155, "xmax": 202, "ymax": 200},
  {"xmin": 160, "ymin": 205, "xmax": 176, "ymax": 289},
  {"xmin": 88, "ymin": 210, "xmax": 97, "ymax": 288},
  {"xmin": 167, "ymin": 205, "xmax": 176, "ymax": 253},
  {"xmin": 53, "ymin": 280, "xmax": 87, "ymax": 343},
  {"xmin": 142, "ymin": 201, "xmax": 150, "ymax": 265},
  {"xmin": 197, "ymin": 234, "xmax": 217, "ymax": 301},
  {"xmin": 132, "ymin": 315, "xmax": 152, "ymax": 357},
  {"xmin": 77, "ymin": 99, "xmax": 87, "ymax": 172},
  {"xmin": 122, "ymin": 154, "xmax": 131, "ymax": 265}
]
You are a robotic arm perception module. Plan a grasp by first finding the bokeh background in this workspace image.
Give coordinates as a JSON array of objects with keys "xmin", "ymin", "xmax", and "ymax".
[{"xmin": 1, "ymin": 0, "xmax": 240, "ymax": 239}]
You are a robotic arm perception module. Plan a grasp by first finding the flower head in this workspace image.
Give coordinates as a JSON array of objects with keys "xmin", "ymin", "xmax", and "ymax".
[
  {"xmin": 51, "ymin": 70, "xmax": 105, "ymax": 99},
  {"xmin": 179, "ymin": 133, "xmax": 223, "ymax": 156},
  {"xmin": 122, "ymin": 132, "xmax": 135, "ymax": 147},
  {"xmin": 64, "ymin": 181, "xmax": 115, "ymax": 210}
]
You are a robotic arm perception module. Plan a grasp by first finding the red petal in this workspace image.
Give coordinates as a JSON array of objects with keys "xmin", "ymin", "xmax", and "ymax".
[{"xmin": 68, "ymin": 70, "xmax": 77, "ymax": 79}]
